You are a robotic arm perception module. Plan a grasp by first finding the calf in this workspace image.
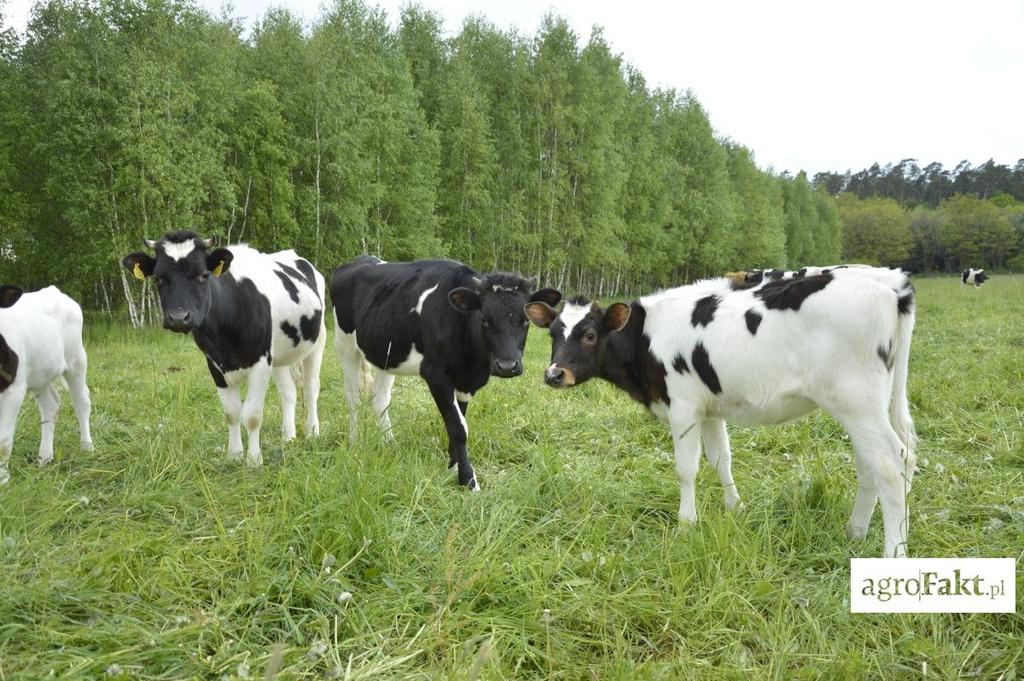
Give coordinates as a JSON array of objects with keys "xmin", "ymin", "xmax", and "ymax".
[
  {"xmin": 123, "ymin": 231, "xmax": 326, "ymax": 465},
  {"xmin": 962, "ymin": 268, "xmax": 988, "ymax": 287},
  {"xmin": 331, "ymin": 256, "xmax": 561, "ymax": 490},
  {"xmin": 527, "ymin": 267, "xmax": 917, "ymax": 557},
  {"xmin": 0, "ymin": 286, "xmax": 93, "ymax": 484}
]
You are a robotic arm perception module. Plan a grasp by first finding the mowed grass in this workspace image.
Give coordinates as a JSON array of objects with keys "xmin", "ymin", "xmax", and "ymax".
[{"xmin": 1, "ymin": 275, "xmax": 1022, "ymax": 680}]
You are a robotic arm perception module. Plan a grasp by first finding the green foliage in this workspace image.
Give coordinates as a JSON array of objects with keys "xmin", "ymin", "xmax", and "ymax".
[
  {"xmin": 837, "ymin": 194, "xmax": 912, "ymax": 266},
  {"xmin": 1, "ymin": 0, "xmax": 842, "ymax": 307}
]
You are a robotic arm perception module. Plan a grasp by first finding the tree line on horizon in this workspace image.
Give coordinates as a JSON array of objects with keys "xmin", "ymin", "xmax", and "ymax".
[
  {"xmin": 813, "ymin": 161, "xmax": 1024, "ymax": 273},
  {"xmin": 0, "ymin": 0, "xmax": 1018, "ymax": 318}
]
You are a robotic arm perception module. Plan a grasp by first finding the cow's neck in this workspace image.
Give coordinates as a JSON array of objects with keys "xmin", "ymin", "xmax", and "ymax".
[
  {"xmin": 190, "ymin": 277, "xmax": 233, "ymax": 357},
  {"xmin": 596, "ymin": 303, "xmax": 665, "ymax": 407}
]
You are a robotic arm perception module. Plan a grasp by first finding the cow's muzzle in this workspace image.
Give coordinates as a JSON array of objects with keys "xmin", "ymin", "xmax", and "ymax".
[
  {"xmin": 163, "ymin": 309, "xmax": 194, "ymax": 333},
  {"xmin": 491, "ymin": 359, "xmax": 522, "ymax": 378},
  {"xmin": 544, "ymin": 364, "xmax": 575, "ymax": 388}
]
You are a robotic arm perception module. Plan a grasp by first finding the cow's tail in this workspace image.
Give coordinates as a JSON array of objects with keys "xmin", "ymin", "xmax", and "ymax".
[{"xmin": 889, "ymin": 277, "xmax": 917, "ymax": 463}]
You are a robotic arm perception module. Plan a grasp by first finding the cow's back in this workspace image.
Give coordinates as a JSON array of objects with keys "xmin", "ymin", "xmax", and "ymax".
[
  {"xmin": 216, "ymin": 245, "xmax": 326, "ymax": 368},
  {"xmin": 0, "ymin": 286, "xmax": 79, "ymax": 390},
  {"xmin": 330, "ymin": 258, "xmax": 474, "ymax": 372}
]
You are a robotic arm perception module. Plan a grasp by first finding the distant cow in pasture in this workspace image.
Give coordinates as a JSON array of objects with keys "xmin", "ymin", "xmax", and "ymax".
[
  {"xmin": 122, "ymin": 232, "xmax": 326, "ymax": 466},
  {"xmin": 962, "ymin": 268, "xmax": 989, "ymax": 287},
  {"xmin": 0, "ymin": 286, "xmax": 93, "ymax": 484},
  {"xmin": 527, "ymin": 267, "xmax": 918, "ymax": 557},
  {"xmin": 331, "ymin": 256, "xmax": 561, "ymax": 491}
]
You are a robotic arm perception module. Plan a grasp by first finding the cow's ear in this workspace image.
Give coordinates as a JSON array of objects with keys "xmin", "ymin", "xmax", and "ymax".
[
  {"xmin": 603, "ymin": 303, "xmax": 631, "ymax": 332},
  {"xmin": 529, "ymin": 287, "xmax": 562, "ymax": 307},
  {"xmin": 0, "ymin": 286, "xmax": 23, "ymax": 308},
  {"xmin": 206, "ymin": 248, "xmax": 233, "ymax": 276},
  {"xmin": 448, "ymin": 287, "xmax": 481, "ymax": 313},
  {"xmin": 525, "ymin": 302, "xmax": 557, "ymax": 328},
  {"xmin": 122, "ymin": 252, "xmax": 156, "ymax": 281}
]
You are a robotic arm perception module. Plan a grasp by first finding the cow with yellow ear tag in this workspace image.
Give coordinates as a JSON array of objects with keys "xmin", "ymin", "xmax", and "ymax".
[{"xmin": 122, "ymin": 231, "xmax": 327, "ymax": 467}]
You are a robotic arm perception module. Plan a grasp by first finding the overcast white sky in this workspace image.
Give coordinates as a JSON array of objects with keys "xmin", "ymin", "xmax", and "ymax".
[{"xmin": 5, "ymin": 0, "xmax": 1023, "ymax": 176}]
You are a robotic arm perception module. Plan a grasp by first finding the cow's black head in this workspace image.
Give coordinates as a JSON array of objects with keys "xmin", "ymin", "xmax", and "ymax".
[
  {"xmin": 448, "ymin": 273, "xmax": 561, "ymax": 378},
  {"xmin": 122, "ymin": 231, "xmax": 233, "ymax": 333},
  {"xmin": 975, "ymin": 270, "xmax": 989, "ymax": 285},
  {"xmin": 526, "ymin": 296, "xmax": 631, "ymax": 388}
]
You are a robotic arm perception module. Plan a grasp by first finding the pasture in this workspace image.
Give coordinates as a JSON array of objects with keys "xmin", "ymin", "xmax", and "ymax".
[{"xmin": 0, "ymin": 275, "xmax": 1022, "ymax": 679}]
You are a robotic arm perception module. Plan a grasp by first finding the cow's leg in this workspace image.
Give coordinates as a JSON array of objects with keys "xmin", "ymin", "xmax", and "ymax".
[
  {"xmin": 216, "ymin": 383, "xmax": 244, "ymax": 461},
  {"xmin": 0, "ymin": 385, "xmax": 26, "ymax": 484},
  {"xmin": 301, "ymin": 327, "xmax": 326, "ymax": 437},
  {"xmin": 835, "ymin": 406, "xmax": 915, "ymax": 557},
  {"xmin": 335, "ymin": 331, "xmax": 363, "ymax": 446},
  {"xmin": 372, "ymin": 371, "xmax": 396, "ymax": 441},
  {"xmin": 423, "ymin": 369, "xmax": 478, "ymax": 491},
  {"xmin": 846, "ymin": 451, "xmax": 878, "ymax": 541},
  {"xmin": 456, "ymin": 391, "xmax": 471, "ymax": 418},
  {"xmin": 36, "ymin": 383, "xmax": 60, "ymax": 466},
  {"xmin": 669, "ymin": 410, "xmax": 702, "ymax": 523},
  {"xmin": 241, "ymin": 359, "xmax": 273, "ymax": 466},
  {"xmin": 64, "ymin": 349, "xmax": 93, "ymax": 451},
  {"xmin": 273, "ymin": 366, "xmax": 297, "ymax": 443},
  {"xmin": 210, "ymin": 359, "xmax": 244, "ymax": 461},
  {"xmin": 701, "ymin": 418, "xmax": 741, "ymax": 511}
]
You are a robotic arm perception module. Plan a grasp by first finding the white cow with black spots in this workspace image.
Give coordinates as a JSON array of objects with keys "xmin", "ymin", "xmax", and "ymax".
[
  {"xmin": 0, "ymin": 285, "xmax": 93, "ymax": 484},
  {"xmin": 527, "ymin": 266, "xmax": 918, "ymax": 558},
  {"xmin": 123, "ymin": 231, "xmax": 326, "ymax": 465}
]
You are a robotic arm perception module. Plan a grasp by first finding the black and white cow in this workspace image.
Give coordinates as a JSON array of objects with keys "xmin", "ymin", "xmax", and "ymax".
[
  {"xmin": 527, "ymin": 266, "xmax": 918, "ymax": 557},
  {"xmin": 0, "ymin": 285, "xmax": 93, "ymax": 484},
  {"xmin": 122, "ymin": 231, "xmax": 326, "ymax": 465},
  {"xmin": 331, "ymin": 256, "xmax": 561, "ymax": 490},
  {"xmin": 962, "ymin": 268, "xmax": 989, "ymax": 287}
]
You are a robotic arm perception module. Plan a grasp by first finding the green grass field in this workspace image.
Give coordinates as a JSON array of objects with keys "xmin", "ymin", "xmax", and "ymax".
[{"xmin": 1, "ymin": 275, "xmax": 1022, "ymax": 679}]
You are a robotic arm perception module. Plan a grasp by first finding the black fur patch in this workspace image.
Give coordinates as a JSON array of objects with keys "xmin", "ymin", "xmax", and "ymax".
[
  {"xmin": 754, "ymin": 273, "xmax": 833, "ymax": 311},
  {"xmin": 691, "ymin": 295, "xmax": 720, "ymax": 327},
  {"xmin": 206, "ymin": 356, "xmax": 227, "ymax": 388},
  {"xmin": 294, "ymin": 259, "xmax": 320, "ymax": 297},
  {"xmin": 795, "ymin": 267, "xmax": 808, "ymax": 278},
  {"xmin": 0, "ymin": 336, "xmax": 18, "ymax": 392},
  {"xmin": 691, "ymin": 343, "xmax": 722, "ymax": 394},
  {"xmin": 897, "ymin": 289, "xmax": 915, "ymax": 315},
  {"xmin": 596, "ymin": 304, "xmax": 671, "ymax": 407},
  {"xmin": 744, "ymin": 309, "xmax": 762, "ymax": 335},
  {"xmin": 765, "ymin": 269, "xmax": 784, "ymax": 281},
  {"xmin": 278, "ymin": 261, "xmax": 319, "ymax": 298},
  {"xmin": 275, "ymin": 269, "xmax": 300, "ymax": 304},
  {"xmin": 672, "ymin": 353, "xmax": 689, "ymax": 373},
  {"xmin": 877, "ymin": 341, "xmax": 895, "ymax": 371},
  {"xmin": 281, "ymin": 321, "xmax": 301, "ymax": 346},
  {"xmin": 192, "ymin": 276, "xmax": 273, "ymax": 375},
  {"xmin": 300, "ymin": 309, "xmax": 322, "ymax": 342}
]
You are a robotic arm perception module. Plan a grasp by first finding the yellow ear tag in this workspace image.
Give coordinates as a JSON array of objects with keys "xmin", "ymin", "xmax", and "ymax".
[
  {"xmin": 132, "ymin": 262, "xmax": 146, "ymax": 281},
  {"xmin": 212, "ymin": 260, "xmax": 225, "ymax": 277}
]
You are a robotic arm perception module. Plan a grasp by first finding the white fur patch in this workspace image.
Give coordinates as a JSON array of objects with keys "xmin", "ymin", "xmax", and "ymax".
[
  {"xmin": 386, "ymin": 345, "xmax": 425, "ymax": 376},
  {"xmin": 558, "ymin": 302, "xmax": 592, "ymax": 340},
  {"xmin": 162, "ymin": 240, "xmax": 197, "ymax": 261},
  {"xmin": 453, "ymin": 391, "xmax": 468, "ymax": 437},
  {"xmin": 411, "ymin": 284, "xmax": 439, "ymax": 315},
  {"xmin": 455, "ymin": 391, "xmax": 472, "ymax": 402}
]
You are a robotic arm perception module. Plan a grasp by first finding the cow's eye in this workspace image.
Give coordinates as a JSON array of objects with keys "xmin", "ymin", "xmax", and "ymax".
[
  {"xmin": 583, "ymin": 330, "xmax": 597, "ymax": 343},
  {"xmin": 197, "ymin": 273, "xmax": 209, "ymax": 283},
  {"xmin": 481, "ymin": 320, "xmax": 490, "ymax": 329},
  {"xmin": 152, "ymin": 275, "xmax": 163, "ymax": 285}
]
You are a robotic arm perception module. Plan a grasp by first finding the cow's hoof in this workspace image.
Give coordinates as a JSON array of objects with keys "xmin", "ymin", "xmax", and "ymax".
[
  {"xmin": 0, "ymin": 469, "xmax": 9, "ymax": 485},
  {"xmin": 846, "ymin": 524, "xmax": 869, "ymax": 541},
  {"xmin": 81, "ymin": 441, "xmax": 94, "ymax": 452}
]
